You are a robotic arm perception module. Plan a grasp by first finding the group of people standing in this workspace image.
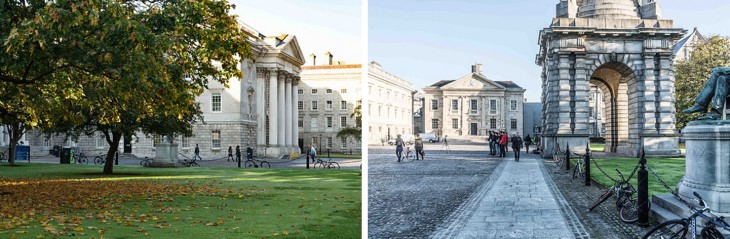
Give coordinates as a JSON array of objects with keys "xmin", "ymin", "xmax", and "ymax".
[
  {"xmin": 487, "ymin": 131, "xmax": 534, "ymax": 161},
  {"xmin": 394, "ymin": 134, "xmax": 425, "ymax": 162}
]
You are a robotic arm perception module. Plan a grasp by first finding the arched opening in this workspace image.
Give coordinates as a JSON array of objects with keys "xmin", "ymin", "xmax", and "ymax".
[{"xmin": 588, "ymin": 62, "xmax": 639, "ymax": 154}]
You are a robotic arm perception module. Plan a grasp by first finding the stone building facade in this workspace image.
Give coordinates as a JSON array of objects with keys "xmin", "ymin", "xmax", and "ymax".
[
  {"xmin": 673, "ymin": 28, "xmax": 705, "ymax": 64},
  {"xmin": 298, "ymin": 57, "xmax": 362, "ymax": 154},
  {"xmin": 413, "ymin": 92, "xmax": 426, "ymax": 134},
  {"xmin": 368, "ymin": 61, "xmax": 415, "ymax": 145},
  {"xmin": 537, "ymin": 0, "xmax": 685, "ymax": 157},
  {"xmin": 18, "ymin": 22, "xmax": 304, "ymax": 159},
  {"xmin": 423, "ymin": 64, "xmax": 526, "ymax": 139}
]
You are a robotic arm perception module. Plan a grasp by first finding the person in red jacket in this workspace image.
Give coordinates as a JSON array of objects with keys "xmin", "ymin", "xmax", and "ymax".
[{"xmin": 500, "ymin": 131, "xmax": 509, "ymax": 157}]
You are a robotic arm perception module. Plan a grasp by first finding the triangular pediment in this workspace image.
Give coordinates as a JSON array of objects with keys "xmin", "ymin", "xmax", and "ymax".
[
  {"xmin": 440, "ymin": 73, "xmax": 505, "ymax": 90},
  {"xmin": 277, "ymin": 35, "xmax": 306, "ymax": 65}
]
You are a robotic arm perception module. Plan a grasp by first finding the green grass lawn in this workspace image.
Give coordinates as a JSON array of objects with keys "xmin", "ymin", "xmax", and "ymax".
[
  {"xmin": 590, "ymin": 157, "xmax": 686, "ymax": 198},
  {"xmin": 0, "ymin": 164, "xmax": 361, "ymax": 239},
  {"xmin": 321, "ymin": 153, "xmax": 361, "ymax": 159}
]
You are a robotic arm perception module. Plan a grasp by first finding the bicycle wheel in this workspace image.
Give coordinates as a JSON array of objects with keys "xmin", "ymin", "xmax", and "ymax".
[
  {"xmin": 406, "ymin": 151, "xmax": 415, "ymax": 162},
  {"xmin": 327, "ymin": 162, "xmax": 340, "ymax": 169},
  {"xmin": 619, "ymin": 198, "xmax": 639, "ymax": 223},
  {"xmin": 94, "ymin": 156, "xmax": 104, "ymax": 165},
  {"xmin": 589, "ymin": 189, "xmax": 614, "ymax": 211},
  {"xmin": 244, "ymin": 160, "xmax": 255, "ymax": 168},
  {"xmin": 78, "ymin": 156, "xmax": 88, "ymax": 164},
  {"xmin": 642, "ymin": 219, "xmax": 688, "ymax": 239},
  {"xmin": 191, "ymin": 162, "xmax": 200, "ymax": 167},
  {"xmin": 701, "ymin": 226, "xmax": 724, "ymax": 239},
  {"xmin": 260, "ymin": 161, "xmax": 270, "ymax": 168}
]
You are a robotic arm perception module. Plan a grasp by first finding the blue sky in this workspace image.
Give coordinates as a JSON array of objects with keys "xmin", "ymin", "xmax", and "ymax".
[
  {"xmin": 231, "ymin": 0, "xmax": 362, "ymax": 65},
  {"xmin": 369, "ymin": 0, "xmax": 730, "ymax": 102}
]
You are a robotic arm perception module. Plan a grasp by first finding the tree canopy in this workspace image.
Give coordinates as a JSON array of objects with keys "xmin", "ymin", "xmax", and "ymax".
[
  {"xmin": 0, "ymin": 0, "xmax": 253, "ymax": 172},
  {"xmin": 675, "ymin": 35, "xmax": 730, "ymax": 130}
]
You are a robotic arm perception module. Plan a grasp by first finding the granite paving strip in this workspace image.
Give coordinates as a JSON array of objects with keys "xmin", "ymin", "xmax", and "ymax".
[{"xmin": 431, "ymin": 154, "xmax": 588, "ymax": 238}]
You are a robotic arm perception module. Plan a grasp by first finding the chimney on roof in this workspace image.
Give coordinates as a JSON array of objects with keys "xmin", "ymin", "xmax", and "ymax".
[
  {"xmin": 325, "ymin": 52, "xmax": 334, "ymax": 65},
  {"xmin": 471, "ymin": 63, "xmax": 483, "ymax": 74},
  {"xmin": 309, "ymin": 53, "xmax": 316, "ymax": 66}
]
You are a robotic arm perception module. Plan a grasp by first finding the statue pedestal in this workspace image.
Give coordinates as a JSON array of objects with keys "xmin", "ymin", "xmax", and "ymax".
[
  {"xmin": 677, "ymin": 121, "xmax": 730, "ymax": 212},
  {"xmin": 651, "ymin": 120, "xmax": 730, "ymax": 230},
  {"xmin": 150, "ymin": 142, "xmax": 178, "ymax": 168}
]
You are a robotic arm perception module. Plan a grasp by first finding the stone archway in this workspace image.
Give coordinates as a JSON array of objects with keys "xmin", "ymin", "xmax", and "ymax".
[{"xmin": 536, "ymin": 0, "xmax": 685, "ymax": 157}]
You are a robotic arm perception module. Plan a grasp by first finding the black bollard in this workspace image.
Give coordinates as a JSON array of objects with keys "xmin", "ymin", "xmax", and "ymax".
[
  {"xmin": 306, "ymin": 153, "xmax": 310, "ymax": 169},
  {"xmin": 565, "ymin": 143, "xmax": 570, "ymax": 171},
  {"xmin": 638, "ymin": 146, "xmax": 649, "ymax": 226},
  {"xmin": 584, "ymin": 143, "xmax": 591, "ymax": 186}
]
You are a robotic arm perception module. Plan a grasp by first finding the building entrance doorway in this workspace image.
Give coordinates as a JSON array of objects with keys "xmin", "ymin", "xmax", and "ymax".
[{"xmin": 470, "ymin": 123, "xmax": 478, "ymax": 136}]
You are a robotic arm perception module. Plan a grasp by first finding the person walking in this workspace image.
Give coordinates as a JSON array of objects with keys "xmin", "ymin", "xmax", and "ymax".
[
  {"xmin": 227, "ymin": 146, "xmax": 233, "ymax": 161},
  {"xmin": 500, "ymin": 131, "xmax": 508, "ymax": 157},
  {"xmin": 235, "ymin": 145, "xmax": 241, "ymax": 162},
  {"xmin": 194, "ymin": 144, "xmax": 200, "ymax": 160},
  {"xmin": 246, "ymin": 144, "xmax": 253, "ymax": 160},
  {"xmin": 395, "ymin": 134, "xmax": 405, "ymax": 162},
  {"xmin": 310, "ymin": 145, "xmax": 317, "ymax": 161},
  {"xmin": 487, "ymin": 131, "xmax": 494, "ymax": 156},
  {"xmin": 414, "ymin": 134, "xmax": 424, "ymax": 160},
  {"xmin": 511, "ymin": 133, "xmax": 523, "ymax": 162},
  {"xmin": 524, "ymin": 134, "xmax": 532, "ymax": 154}
]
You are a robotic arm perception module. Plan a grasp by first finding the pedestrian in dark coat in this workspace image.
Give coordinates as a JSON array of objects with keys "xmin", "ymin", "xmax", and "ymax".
[
  {"xmin": 511, "ymin": 133, "xmax": 523, "ymax": 161},
  {"xmin": 235, "ymin": 145, "xmax": 241, "ymax": 162},
  {"xmin": 524, "ymin": 135, "xmax": 532, "ymax": 153},
  {"xmin": 227, "ymin": 146, "xmax": 234, "ymax": 161},
  {"xmin": 246, "ymin": 144, "xmax": 253, "ymax": 160}
]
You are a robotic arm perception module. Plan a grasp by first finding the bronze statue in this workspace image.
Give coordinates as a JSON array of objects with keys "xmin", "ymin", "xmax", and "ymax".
[{"xmin": 683, "ymin": 67, "xmax": 730, "ymax": 120}]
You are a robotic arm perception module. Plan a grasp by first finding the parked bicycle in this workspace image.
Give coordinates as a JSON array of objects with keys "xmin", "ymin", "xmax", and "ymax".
[
  {"xmin": 140, "ymin": 157, "xmax": 153, "ymax": 167},
  {"xmin": 314, "ymin": 158, "xmax": 340, "ymax": 169},
  {"xmin": 75, "ymin": 152, "xmax": 89, "ymax": 164},
  {"xmin": 244, "ymin": 156, "xmax": 270, "ymax": 168},
  {"xmin": 572, "ymin": 152, "xmax": 586, "ymax": 181},
  {"xmin": 643, "ymin": 191, "xmax": 730, "ymax": 239},
  {"xmin": 94, "ymin": 154, "xmax": 107, "ymax": 165},
  {"xmin": 181, "ymin": 157, "xmax": 200, "ymax": 167},
  {"xmin": 588, "ymin": 169, "xmax": 643, "ymax": 223}
]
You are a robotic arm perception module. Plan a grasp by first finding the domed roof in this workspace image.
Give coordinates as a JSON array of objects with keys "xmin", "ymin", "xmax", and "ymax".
[{"xmin": 577, "ymin": 0, "xmax": 641, "ymax": 19}]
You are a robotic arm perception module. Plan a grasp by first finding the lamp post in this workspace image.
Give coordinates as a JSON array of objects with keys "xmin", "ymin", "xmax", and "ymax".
[{"xmin": 318, "ymin": 133, "xmax": 322, "ymax": 154}]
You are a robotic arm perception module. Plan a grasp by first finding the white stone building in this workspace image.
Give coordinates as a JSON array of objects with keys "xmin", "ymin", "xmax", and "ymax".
[
  {"xmin": 413, "ymin": 92, "xmax": 426, "ymax": 134},
  {"xmin": 423, "ymin": 64, "xmax": 526, "ymax": 139},
  {"xmin": 368, "ymin": 61, "xmax": 415, "ymax": 145},
  {"xmin": 673, "ymin": 28, "xmax": 706, "ymax": 64},
  {"xmin": 18, "ymin": 22, "xmax": 304, "ymax": 159},
  {"xmin": 298, "ymin": 56, "xmax": 362, "ymax": 154}
]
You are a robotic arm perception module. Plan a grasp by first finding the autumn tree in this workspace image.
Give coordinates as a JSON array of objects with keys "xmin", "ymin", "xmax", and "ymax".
[
  {"xmin": 675, "ymin": 36, "xmax": 730, "ymax": 130},
  {"xmin": 336, "ymin": 103, "xmax": 362, "ymax": 151},
  {"xmin": 5, "ymin": 0, "xmax": 252, "ymax": 174}
]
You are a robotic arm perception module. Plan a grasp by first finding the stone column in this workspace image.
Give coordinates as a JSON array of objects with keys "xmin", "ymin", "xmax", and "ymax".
[
  {"xmin": 268, "ymin": 70, "xmax": 278, "ymax": 146},
  {"xmin": 256, "ymin": 70, "xmax": 266, "ymax": 146},
  {"xmin": 292, "ymin": 80, "xmax": 299, "ymax": 150},
  {"xmin": 277, "ymin": 72, "xmax": 286, "ymax": 147},
  {"xmin": 285, "ymin": 78, "xmax": 293, "ymax": 150}
]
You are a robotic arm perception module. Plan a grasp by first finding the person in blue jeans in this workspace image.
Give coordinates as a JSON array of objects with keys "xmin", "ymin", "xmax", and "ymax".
[{"xmin": 395, "ymin": 134, "xmax": 405, "ymax": 162}]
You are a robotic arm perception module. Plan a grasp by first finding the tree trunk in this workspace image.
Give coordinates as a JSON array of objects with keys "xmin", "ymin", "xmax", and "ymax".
[
  {"xmin": 6, "ymin": 123, "xmax": 24, "ymax": 166},
  {"xmin": 102, "ymin": 131, "xmax": 122, "ymax": 174}
]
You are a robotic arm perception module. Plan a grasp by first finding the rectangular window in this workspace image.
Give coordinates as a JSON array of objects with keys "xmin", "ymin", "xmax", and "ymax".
[
  {"xmin": 341, "ymin": 116, "xmax": 347, "ymax": 127},
  {"xmin": 511, "ymin": 119, "xmax": 517, "ymax": 130},
  {"xmin": 341, "ymin": 101, "xmax": 347, "ymax": 110},
  {"xmin": 452, "ymin": 118, "xmax": 459, "ymax": 129},
  {"xmin": 44, "ymin": 136, "xmax": 52, "ymax": 147},
  {"xmin": 341, "ymin": 137, "xmax": 347, "ymax": 149},
  {"xmin": 327, "ymin": 137, "xmax": 333, "ymax": 149},
  {"xmin": 153, "ymin": 134, "xmax": 161, "ymax": 147},
  {"xmin": 589, "ymin": 107, "xmax": 594, "ymax": 117},
  {"xmin": 326, "ymin": 101, "xmax": 333, "ymax": 110},
  {"xmin": 311, "ymin": 101, "xmax": 318, "ymax": 110},
  {"xmin": 431, "ymin": 100, "xmax": 439, "ymax": 110},
  {"xmin": 470, "ymin": 99, "xmax": 478, "ymax": 113},
  {"xmin": 211, "ymin": 92, "xmax": 222, "ymax": 112},
  {"xmin": 311, "ymin": 89, "xmax": 318, "ymax": 94},
  {"xmin": 490, "ymin": 100, "xmax": 497, "ymax": 114},
  {"xmin": 341, "ymin": 88, "xmax": 347, "ymax": 94},
  {"xmin": 490, "ymin": 118, "xmax": 496, "ymax": 129},
  {"xmin": 298, "ymin": 89, "xmax": 303, "ymax": 94},
  {"xmin": 211, "ymin": 130, "xmax": 221, "ymax": 149},
  {"xmin": 432, "ymin": 119, "xmax": 440, "ymax": 129},
  {"xmin": 298, "ymin": 119, "xmax": 304, "ymax": 127},
  {"xmin": 451, "ymin": 99, "xmax": 458, "ymax": 111},
  {"xmin": 96, "ymin": 133, "xmax": 105, "ymax": 148},
  {"xmin": 182, "ymin": 137, "xmax": 190, "ymax": 148},
  {"xmin": 298, "ymin": 101, "xmax": 304, "ymax": 110},
  {"xmin": 327, "ymin": 117, "xmax": 333, "ymax": 128},
  {"xmin": 326, "ymin": 89, "xmax": 333, "ymax": 94},
  {"xmin": 511, "ymin": 100, "xmax": 517, "ymax": 111},
  {"xmin": 311, "ymin": 118, "xmax": 318, "ymax": 128}
]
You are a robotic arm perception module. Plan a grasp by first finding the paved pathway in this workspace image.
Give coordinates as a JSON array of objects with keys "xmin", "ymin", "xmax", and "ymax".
[{"xmin": 431, "ymin": 153, "xmax": 589, "ymax": 239}]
